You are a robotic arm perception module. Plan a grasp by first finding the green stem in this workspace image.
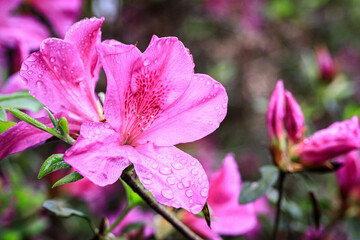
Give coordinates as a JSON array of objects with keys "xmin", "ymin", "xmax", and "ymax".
[
  {"xmin": 104, "ymin": 204, "xmax": 134, "ymax": 235},
  {"xmin": 272, "ymin": 171, "xmax": 286, "ymax": 240}
]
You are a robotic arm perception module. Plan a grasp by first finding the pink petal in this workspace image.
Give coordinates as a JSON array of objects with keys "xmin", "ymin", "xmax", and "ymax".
[
  {"xmin": 266, "ymin": 80, "xmax": 285, "ymax": 141},
  {"xmin": 208, "ymin": 153, "xmax": 241, "ymax": 207},
  {"xmin": 64, "ymin": 17, "xmax": 104, "ymax": 85},
  {"xmin": 0, "ymin": 117, "xmax": 53, "ymax": 160},
  {"xmin": 336, "ymin": 150, "xmax": 360, "ymax": 197},
  {"xmin": 0, "ymin": 0, "xmax": 23, "ymax": 16},
  {"xmin": 29, "ymin": 0, "xmax": 82, "ymax": 37},
  {"xmin": 182, "ymin": 212, "xmax": 222, "ymax": 240},
  {"xmin": 64, "ymin": 122, "xmax": 132, "ymax": 186},
  {"xmin": 97, "ymin": 40, "xmax": 142, "ymax": 132},
  {"xmin": 0, "ymin": 73, "xmax": 27, "ymax": 94},
  {"xmin": 130, "ymin": 36, "xmax": 194, "ymax": 108},
  {"xmin": 285, "ymin": 90, "xmax": 305, "ymax": 143},
  {"xmin": 136, "ymin": 74, "xmax": 228, "ymax": 146},
  {"xmin": 298, "ymin": 116, "xmax": 360, "ymax": 163},
  {"xmin": 132, "ymin": 144, "xmax": 209, "ymax": 214},
  {"xmin": 20, "ymin": 38, "xmax": 101, "ymax": 124}
]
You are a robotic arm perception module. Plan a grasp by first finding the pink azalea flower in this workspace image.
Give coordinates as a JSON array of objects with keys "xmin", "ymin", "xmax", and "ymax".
[
  {"xmin": 64, "ymin": 36, "xmax": 228, "ymax": 213},
  {"xmin": 297, "ymin": 116, "xmax": 360, "ymax": 163},
  {"xmin": 28, "ymin": 0, "xmax": 83, "ymax": 37},
  {"xmin": 0, "ymin": 0, "xmax": 50, "ymax": 70},
  {"xmin": 284, "ymin": 90, "xmax": 305, "ymax": 143},
  {"xmin": 182, "ymin": 154, "xmax": 259, "ymax": 239},
  {"xmin": 0, "ymin": 17, "xmax": 104, "ymax": 160},
  {"xmin": 335, "ymin": 150, "xmax": 360, "ymax": 199},
  {"xmin": 315, "ymin": 45, "xmax": 337, "ymax": 82}
]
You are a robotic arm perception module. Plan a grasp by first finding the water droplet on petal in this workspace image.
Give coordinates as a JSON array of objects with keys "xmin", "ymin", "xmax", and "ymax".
[
  {"xmin": 166, "ymin": 176, "xmax": 176, "ymax": 185},
  {"xmin": 38, "ymin": 74, "xmax": 43, "ymax": 78},
  {"xmin": 191, "ymin": 168, "xmax": 199, "ymax": 175},
  {"xmin": 36, "ymin": 80, "xmax": 44, "ymax": 88},
  {"xmin": 152, "ymin": 162, "xmax": 159, "ymax": 169},
  {"xmin": 171, "ymin": 162, "xmax": 183, "ymax": 170},
  {"xmin": 50, "ymin": 57, "xmax": 55, "ymax": 63},
  {"xmin": 63, "ymin": 65, "xmax": 68, "ymax": 70},
  {"xmin": 159, "ymin": 166, "xmax": 172, "ymax": 175},
  {"xmin": 143, "ymin": 58, "xmax": 151, "ymax": 66},
  {"xmin": 161, "ymin": 189, "xmax": 174, "ymax": 200},
  {"xmin": 21, "ymin": 78, "xmax": 28, "ymax": 85},
  {"xmin": 142, "ymin": 178, "xmax": 153, "ymax": 185},
  {"xmin": 182, "ymin": 178, "xmax": 190, "ymax": 188},
  {"xmin": 177, "ymin": 182, "xmax": 184, "ymax": 190},
  {"xmin": 200, "ymin": 188, "xmax": 209, "ymax": 197},
  {"xmin": 173, "ymin": 201, "xmax": 181, "ymax": 208},
  {"xmin": 28, "ymin": 70, "xmax": 33, "ymax": 75},
  {"xmin": 206, "ymin": 80, "xmax": 211, "ymax": 85},
  {"xmin": 185, "ymin": 189, "xmax": 193, "ymax": 197}
]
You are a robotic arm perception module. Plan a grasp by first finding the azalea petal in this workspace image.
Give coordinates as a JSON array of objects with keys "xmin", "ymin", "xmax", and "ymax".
[
  {"xmin": 0, "ymin": 0, "xmax": 22, "ymax": 16},
  {"xmin": 208, "ymin": 153, "xmax": 241, "ymax": 207},
  {"xmin": 97, "ymin": 41, "xmax": 142, "ymax": 132},
  {"xmin": 131, "ymin": 36, "xmax": 194, "ymax": 108},
  {"xmin": 29, "ymin": 0, "xmax": 82, "ymax": 37},
  {"xmin": 0, "ymin": 117, "xmax": 52, "ymax": 160},
  {"xmin": 132, "ymin": 144, "xmax": 209, "ymax": 214},
  {"xmin": 20, "ymin": 38, "xmax": 101, "ymax": 123},
  {"xmin": 64, "ymin": 17, "xmax": 104, "ymax": 86},
  {"xmin": 64, "ymin": 122, "xmax": 132, "ymax": 186},
  {"xmin": 0, "ymin": 73, "xmax": 27, "ymax": 94},
  {"xmin": 182, "ymin": 212, "xmax": 222, "ymax": 240},
  {"xmin": 137, "ymin": 74, "xmax": 228, "ymax": 146},
  {"xmin": 266, "ymin": 80, "xmax": 285, "ymax": 141}
]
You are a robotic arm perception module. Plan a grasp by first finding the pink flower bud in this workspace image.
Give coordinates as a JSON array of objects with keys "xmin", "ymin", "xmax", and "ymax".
[
  {"xmin": 285, "ymin": 90, "xmax": 305, "ymax": 143},
  {"xmin": 298, "ymin": 116, "xmax": 360, "ymax": 163},
  {"xmin": 335, "ymin": 150, "xmax": 360, "ymax": 198},
  {"xmin": 267, "ymin": 80, "xmax": 285, "ymax": 142},
  {"xmin": 315, "ymin": 46, "xmax": 337, "ymax": 81}
]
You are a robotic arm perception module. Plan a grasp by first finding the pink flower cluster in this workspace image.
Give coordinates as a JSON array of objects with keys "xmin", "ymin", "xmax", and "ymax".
[
  {"xmin": 1, "ymin": 17, "xmax": 229, "ymax": 214},
  {"xmin": 267, "ymin": 80, "xmax": 360, "ymax": 166}
]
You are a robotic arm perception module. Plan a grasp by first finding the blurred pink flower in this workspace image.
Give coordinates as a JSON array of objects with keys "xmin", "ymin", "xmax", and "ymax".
[
  {"xmin": 297, "ymin": 116, "xmax": 360, "ymax": 163},
  {"xmin": 315, "ymin": 46, "xmax": 337, "ymax": 82},
  {"xmin": 0, "ymin": 17, "xmax": 104, "ymax": 160},
  {"xmin": 335, "ymin": 150, "xmax": 360, "ymax": 199},
  {"xmin": 182, "ymin": 154, "xmax": 263, "ymax": 239},
  {"xmin": 28, "ymin": 0, "xmax": 83, "ymax": 37},
  {"xmin": 64, "ymin": 35, "xmax": 228, "ymax": 214},
  {"xmin": 285, "ymin": 91, "xmax": 305, "ymax": 143}
]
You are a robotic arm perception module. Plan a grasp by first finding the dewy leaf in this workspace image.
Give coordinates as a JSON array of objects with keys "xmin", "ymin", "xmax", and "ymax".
[
  {"xmin": 38, "ymin": 154, "xmax": 71, "ymax": 179},
  {"xmin": 0, "ymin": 121, "xmax": 17, "ymax": 133},
  {"xmin": 239, "ymin": 165, "xmax": 279, "ymax": 204},
  {"xmin": 201, "ymin": 202, "xmax": 211, "ymax": 228},
  {"xmin": 0, "ymin": 108, "xmax": 6, "ymax": 121},
  {"xmin": 0, "ymin": 91, "xmax": 43, "ymax": 112},
  {"xmin": 52, "ymin": 171, "xmax": 84, "ymax": 188}
]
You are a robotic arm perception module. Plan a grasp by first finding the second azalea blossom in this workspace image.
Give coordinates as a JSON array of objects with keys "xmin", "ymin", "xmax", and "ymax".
[{"xmin": 64, "ymin": 36, "xmax": 228, "ymax": 213}]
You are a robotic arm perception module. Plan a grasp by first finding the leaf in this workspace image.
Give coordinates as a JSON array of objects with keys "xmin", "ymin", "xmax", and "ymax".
[
  {"xmin": 0, "ymin": 121, "xmax": 17, "ymax": 133},
  {"xmin": 45, "ymin": 108, "xmax": 58, "ymax": 128},
  {"xmin": 239, "ymin": 165, "xmax": 279, "ymax": 204},
  {"xmin": 58, "ymin": 117, "xmax": 69, "ymax": 135},
  {"xmin": 52, "ymin": 171, "xmax": 84, "ymax": 188},
  {"xmin": 0, "ymin": 91, "xmax": 43, "ymax": 112},
  {"xmin": 43, "ymin": 200, "xmax": 86, "ymax": 217},
  {"xmin": 0, "ymin": 108, "xmax": 6, "ymax": 121},
  {"xmin": 3, "ymin": 107, "xmax": 60, "ymax": 137},
  {"xmin": 122, "ymin": 178, "xmax": 143, "ymax": 207},
  {"xmin": 38, "ymin": 154, "xmax": 71, "ymax": 179},
  {"xmin": 201, "ymin": 202, "xmax": 211, "ymax": 228}
]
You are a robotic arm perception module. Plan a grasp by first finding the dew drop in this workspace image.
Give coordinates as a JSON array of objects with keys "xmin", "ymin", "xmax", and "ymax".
[
  {"xmin": 171, "ymin": 162, "xmax": 183, "ymax": 170},
  {"xmin": 218, "ymin": 111, "xmax": 222, "ymax": 115},
  {"xmin": 161, "ymin": 189, "xmax": 174, "ymax": 200},
  {"xmin": 177, "ymin": 182, "xmax": 184, "ymax": 190},
  {"xmin": 208, "ymin": 121, "xmax": 213, "ymax": 125},
  {"xmin": 159, "ymin": 166, "xmax": 172, "ymax": 175},
  {"xmin": 200, "ymin": 188, "xmax": 209, "ymax": 197},
  {"xmin": 185, "ymin": 189, "xmax": 193, "ymax": 197},
  {"xmin": 173, "ymin": 201, "xmax": 181, "ymax": 208},
  {"xmin": 182, "ymin": 178, "xmax": 190, "ymax": 188},
  {"xmin": 142, "ymin": 178, "xmax": 153, "ymax": 185},
  {"xmin": 38, "ymin": 74, "xmax": 43, "ymax": 78},
  {"xmin": 63, "ymin": 65, "xmax": 68, "ymax": 70},
  {"xmin": 166, "ymin": 176, "xmax": 176, "ymax": 185},
  {"xmin": 206, "ymin": 80, "xmax": 211, "ymax": 85},
  {"xmin": 50, "ymin": 57, "xmax": 55, "ymax": 63},
  {"xmin": 152, "ymin": 162, "xmax": 159, "ymax": 169},
  {"xmin": 27, "ymin": 70, "xmax": 33, "ymax": 75},
  {"xmin": 191, "ymin": 168, "xmax": 199, "ymax": 175},
  {"xmin": 143, "ymin": 58, "xmax": 151, "ymax": 66},
  {"xmin": 36, "ymin": 80, "xmax": 44, "ymax": 87}
]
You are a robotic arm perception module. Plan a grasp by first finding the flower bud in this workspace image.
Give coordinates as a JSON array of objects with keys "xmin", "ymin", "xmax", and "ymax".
[
  {"xmin": 315, "ymin": 45, "xmax": 337, "ymax": 82},
  {"xmin": 267, "ymin": 80, "xmax": 285, "ymax": 143},
  {"xmin": 285, "ymin": 91, "xmax": 305, "ymax": 143},
  {"xmin": 298, "ymin": 116, "xmax": 360, "ymax": 163}
]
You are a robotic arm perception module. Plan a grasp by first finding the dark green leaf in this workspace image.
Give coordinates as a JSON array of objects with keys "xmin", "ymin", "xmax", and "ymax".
[
  {"xmin": 201, "ymin": 202, "xmax": 211, "ymax": 228},
  {"xmin": 52, "ymin": 171, "xmax": 84, "ymax": 188},
  {"xmin": 0, "ymin": 91, "xmax": 43, "ymax": 112},
  {"xmin": 58, "ymin": 117, "xmax": 69, "ymax": 135},
  {"xmin": 0, "ymin": 121, "xmax": 17, "ymax": 133},
  {"xmin": 239, "ymin": 165, "xmax": 279, "ymax": 204},
  {"xmin": 43, "ymin": 200, "xmax": 86, "ymax": 217},
  {"xmin": 38, "ymin": 154, "xmax": 71, "ymax": 179},
  {"xmin": 0, "ymin": 108, "xmax": 6, "ymax": 121}
]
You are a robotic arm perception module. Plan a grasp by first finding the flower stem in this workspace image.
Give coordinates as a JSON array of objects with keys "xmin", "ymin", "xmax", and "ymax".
[
  {"xmin": 120, "ymin": 171, "xmax": 203, "ymax": 240},
  {"xmin": 104, "ymin": 204, "xmax": 134, "ymax": 235},
  {"xmin": 272, "ymin": 171, "xmax": 286, "ymax": 240}
]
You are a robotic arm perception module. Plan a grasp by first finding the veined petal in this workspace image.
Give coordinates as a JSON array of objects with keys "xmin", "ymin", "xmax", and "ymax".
[
  {"xmin": 20, "ymin": 38, "xmax": 101, "ymax": 123},
  {"xmin": 97, "ymin": 41, "xmax": 142, "ymax": 132},
  {"xmin": 136, "ymin": 74, "xmax": 228, "ymax": 146},
  {"xmin": 64, "ymin": 17, "xmax": 104, "ymax": 86},
  {"xmin": 132, "ymin": 144, "xmax": 209, "ymax": 214},
  {"xmin": 64, "ymin": 122, "xmax": 132, "ymax": 186},
  {"xmin": 208, "ymin": 153, "xmax": 241, "ymax": 207},
  {"xmin": 29, "ymin": 0, "xmax": 82, "ymax": 37},
  {"xmin": 0, "ymin": 117, "xmax": 53, "ymax": 160}
]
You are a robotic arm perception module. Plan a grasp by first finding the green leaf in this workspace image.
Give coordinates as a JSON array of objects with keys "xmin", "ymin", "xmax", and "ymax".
[
  {"xmin": 52, "ymin": 171, "xmax": 84, "ymax": 188},
  {"xmin": 38, "ymin": 154, "xmax": 71, "ymax": 179},
  {"xmin": 239, "ymin": 165, "xmax": 279, "ymax": 204},
  {"xmin": 201, "ymin": 202, "xmax": 211, "ymax": 228},
  {"xmin": 0, "ymin": 120, "xmax": 17, "ymax": 133},
  {"xmin": 0, "ymin": 91, "xmax": 43, "ymax": 112},
  {"xmin": 3, "ymin": 107, "xmax": 60, "ymax": 137},
  {"xmin": 122, "ymin": 178, "xmax": 143, "ymax": 206},
  {"xmin": 45, "ymin": 108, "xmax": 58, "ymax": 128},
  {"xmin": 0, "ymin": 108, "xmax": 6, "ymax": 121},
  {"xmin": 58, "ymin": 117, "xmax": 69, "ymax": 135},
  {"xmin": 43, "ymin": 200, "xmax": 87, "ymax": 217}
]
